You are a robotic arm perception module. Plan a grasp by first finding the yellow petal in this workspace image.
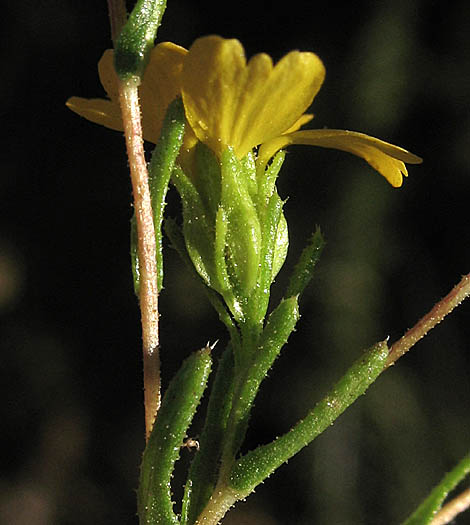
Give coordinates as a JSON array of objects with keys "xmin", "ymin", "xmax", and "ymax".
[
  {"xmin": 259, "ymin": 129, "xmax": 422, "ymax": 187},
  {"xmin": 98, "ymin": 49, "xmax": 119, "ymax": 101},
  {"xmin": 66, "ymin": 42, "xmax": 188, "ymax": 144},
  {"xmin": 66, "ymin": 49, "xmax": 123, "ymax": 133},
  {"xmin": 66, "ymin": 96, "xmax": 123, "ymax": 131},
  {"xmin": 182, "ymin": 35, "xmax": 325, "ymax": 158},
  {"xmin": 284, "ymin": 114, "xmax": 314, "ymax": 134},
  {"xmin": 139, "ymin": 42, "xmax": 188, "ymax": 143}
]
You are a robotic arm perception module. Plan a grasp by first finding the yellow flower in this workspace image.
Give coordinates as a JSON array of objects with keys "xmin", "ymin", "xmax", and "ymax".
[
  {"xmin": 67, "ymin": 35, "xmax": 421, "ymax": 187},
  {"xmin": 67, "ymin": 42, "xmax": 197, "ymax": 150}
]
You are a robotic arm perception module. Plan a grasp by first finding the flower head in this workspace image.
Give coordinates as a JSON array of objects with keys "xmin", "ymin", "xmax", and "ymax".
[{"xmin": 67, "ymin": 35, "xmax": 421, "ymax": 186}]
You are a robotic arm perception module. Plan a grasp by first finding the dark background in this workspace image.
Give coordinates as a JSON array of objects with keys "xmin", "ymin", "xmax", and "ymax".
[{"xmin": 1, "ymin": 1, "xmax": 469, "ymax": 523}]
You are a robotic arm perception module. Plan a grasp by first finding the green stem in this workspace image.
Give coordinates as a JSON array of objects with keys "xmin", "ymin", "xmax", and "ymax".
[{"xmin": 219, "ymin": 297, "xmax": 300, "ymax": 478}]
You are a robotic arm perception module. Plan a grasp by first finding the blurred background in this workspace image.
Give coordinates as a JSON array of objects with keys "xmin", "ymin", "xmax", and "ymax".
[{"xmin": 1, "ymin": 0, "xmax": 469, "ymax": 523}]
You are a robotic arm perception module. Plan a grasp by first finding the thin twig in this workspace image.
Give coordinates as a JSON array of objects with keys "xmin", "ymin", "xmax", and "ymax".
[
  {"xmin": 119, "ymin": 80, "xmax": 161, "ymax": 441},
  {"xmin": 430, "ymin": 487, "xmax": 470, "ymax": 525},
  {"xmin": 107, "ymin": 0, "xmax": 161, "ymax": 440},
  {"xmin": 386, "ymin": 273, "xmax": 470, "ymax": 367}
]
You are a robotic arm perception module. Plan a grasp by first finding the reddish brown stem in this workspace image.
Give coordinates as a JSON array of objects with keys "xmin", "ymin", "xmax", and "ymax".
[
  {"xmin": 107, "ymin": 0, "xmax": 127, "ymax": 45},
  {"xmin": 118, "ymin": 79, "xmax": 161, "ymax": 441},
  {"xmin": 107, "ymin": 0, "xmax": 161, "ymax": 442},
  {"xmin": 386, "ymin": 273, "xmax": 470, "ymax": 367}
]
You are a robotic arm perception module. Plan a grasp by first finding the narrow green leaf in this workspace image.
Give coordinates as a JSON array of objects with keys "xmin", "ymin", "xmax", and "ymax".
[
  {"xmin": 138, "ymin": 347, "xmax": 212, "ymax": 524},
  {"xmin": 285, "ymin": 227, "xmax": 325, "ymax": 298},
  {"xmin": 271, "ymin": 212, "xmax": 289, "ymax": 280},
  {"xmin": 130, "ymin": 98, "xmax": 185, "ymax": 294},
  {"xmin": 148, "ymin": 97, "xmax": 185, "ymax": 291},
  {"xmin": 402, "ymin": 453, "xmax": 470, "ymax": 525},
  {"xmin": 182, "ymin": 347, "xmax": 236, "ymax": 525},
  {"xmin": 250, "ymin": 191, "xmax": 284, "ymax": 323},
  {"xmin": 256, "ymin": 150, "xmax": 286, "ymax": 209},
  {"xmin": 229, "ymin": 340, "xmax": 389, "ymax": 495},
  {"xmin": 223, "ymin": 297, "xmax": 300, "ymax": 462},
  {"xmin": 114, "ymin": 0, "xmax": 167, "ymax": 80},
  {"xmin": 239, "ymin": 152, "xmax": 258, "ymax": 202},
  {"xmin": 172, "ymin": 166, "xmax": 216, "ymax": 289}
]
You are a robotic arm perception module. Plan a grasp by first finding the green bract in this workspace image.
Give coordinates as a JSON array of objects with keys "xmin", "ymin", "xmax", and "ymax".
[{"xmin": 173, "ymin": 145, "xmax": 289, "ymax": 322}]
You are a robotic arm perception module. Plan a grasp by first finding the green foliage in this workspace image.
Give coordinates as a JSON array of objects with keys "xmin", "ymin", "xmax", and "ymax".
[
  {"xmin": 164, "ymin": 218, "xmax": 240, "ymax": 344},
  {"xmin": 222, "ymin": 297, "xmax": 300, "ymax": 465},
  {"xmin": 219, "ymin": 148, "xmax": 262, "ymax": 298},
  {"xmin": 286, "ymin": 227, "xmax": 325, "ymax": 298},
  {"xmin": 229, "ymin": 340, "xmax": 389, "ymax": 495},
  {"xmin": 140, "ymin": 131, "xmax": 344, "ymax": 523},
  {"xmin": 114, "ymin": 0, "xmax": 167, "ymax": 80},
  {"xmin": 122, "ymin": 35, "xmax": 460, "ymax": 520},
  {"xmin": 148, "ymin": 98, "xmax": 185, "ymax": 290},
  {"xmin": 131, "ymin": 98, "xmax": 185, "ymax": 295},
  {"xmin": 171, "ymin": 145, "xmax": 290, "ymax": 324},
  {"xmin": 172, "ymin": 165, "xmax": 217, "ymax": 290},
  {"xmin": 138, "ymin": 347, "xmax": 212, "ymax": 524},
  {"xmin": 181, "ymin": 347, "xmax": 236, "ymax": 525},
  {"xmin": 249, "ymin": 189, "xmax": 285, "ymax": 323},
  {"xmin": 193, "ymin": 143, "xmax": 222, "ymax": 223}
]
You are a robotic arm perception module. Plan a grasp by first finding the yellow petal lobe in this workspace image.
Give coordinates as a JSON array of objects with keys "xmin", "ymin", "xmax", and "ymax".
[
  {"xmin": 139, "ymin": 42, "xmax": 188, "ymax": 143},
  {"xmin": 67, "ymin": 42, "xmax": 188, "ymax": 144},
  {"xmin": 259, "ymin": 130, "xmax": 422, "ymax": 187},
  {"xmin": 284, "ymin": 114, "xmax": 314, "ymax": 134},
  {"xmin": 182, "ymin": 35, "xmax": 325, "ymax": 158},
  {"xmin": 66, "ymin": 96, "xmax": 123, "ymax": 132}
]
